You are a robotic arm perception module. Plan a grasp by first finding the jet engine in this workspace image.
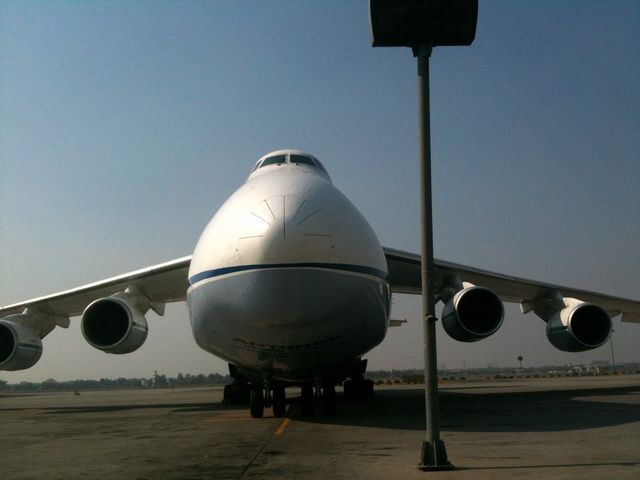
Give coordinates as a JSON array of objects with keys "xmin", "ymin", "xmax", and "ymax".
[
  {"xmin": 81, "ymin": 287, "xmax": 151, "ymax": 354},
  {"xmin": 546, "ymin": 300, "xmax": 611, "ymax": 352},
  {"xmin": 441, "ymin": 284, "xmax": 504, "ymax": 342},
  {"xmin": 0, "ymin": 318, "xmax": 43, "ymax": 371}
]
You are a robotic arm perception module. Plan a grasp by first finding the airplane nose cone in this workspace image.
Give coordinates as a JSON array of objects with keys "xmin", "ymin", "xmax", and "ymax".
[{"xmin": 237, "ymin": 195, "xmax": 332, "ymax": 263}]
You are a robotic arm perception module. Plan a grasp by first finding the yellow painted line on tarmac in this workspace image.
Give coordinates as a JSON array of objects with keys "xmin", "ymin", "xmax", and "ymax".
[{"xmin": 274, "ymin": 417, "xmax": 290, "ymax": 435}]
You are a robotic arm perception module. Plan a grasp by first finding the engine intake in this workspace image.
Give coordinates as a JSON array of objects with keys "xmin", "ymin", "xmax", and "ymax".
[
  {"xmin": 442, "ymin": 285, "xmax": 504, "ymax": 342},
  {"xmin": 0, "ymin": 319, "xmax": 43, "ymax": 371},
  {"xmin": 546, "ymin": 301, "xmax": 611, "ymax": 352},
  {"xmin": 81, "ymin": 291, "xmax": 149, "ymax": 354}
]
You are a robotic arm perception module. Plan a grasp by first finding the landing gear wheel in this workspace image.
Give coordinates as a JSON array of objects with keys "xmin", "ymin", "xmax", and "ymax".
[
  {"xmin": 301, "ymin": 384, "xmax": 314, "ymax": 416},
  {"xmin": 250, "ymin": 388, "xmax": 264, "ymax": 418},
  {"xmin": 322, "ymin": 384, "xmax": 336, "ymax": 415},
  {"xmin": 272, "ymin": 387, "xmax": 286, "ymax": 418}
]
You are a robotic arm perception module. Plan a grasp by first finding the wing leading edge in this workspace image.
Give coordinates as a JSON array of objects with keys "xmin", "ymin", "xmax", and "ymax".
[
  {"xmin": 384, "ymin": 247, "xmax": 640, "ymax": 323},
  {"xmin": 0, "ymin": 256, "xmax": 192, "ymax": 321}
]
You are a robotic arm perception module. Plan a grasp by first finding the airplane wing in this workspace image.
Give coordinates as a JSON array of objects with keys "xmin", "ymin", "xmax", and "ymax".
[
  {"xmin": 383, "ymin": 247, "xmax": 640, "ymax": 323},
  {"xmin": 2, "ymin": 247, "xmax": 638, "ymax": 343},
  {"xmin": 0, "ymin": 256, "xmax": 192, "ymax": 321}
]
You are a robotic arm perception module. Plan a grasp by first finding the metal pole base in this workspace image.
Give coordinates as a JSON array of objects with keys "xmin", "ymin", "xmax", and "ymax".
[{"xmin": 419, "ymin": 440, "xmax": 454, "ymax": 471}]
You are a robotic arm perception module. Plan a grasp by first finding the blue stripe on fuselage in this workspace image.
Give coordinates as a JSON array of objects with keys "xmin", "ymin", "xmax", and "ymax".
[{"xmin": 189, "ymin": 262, "xmax": 389, "ymax": 287}]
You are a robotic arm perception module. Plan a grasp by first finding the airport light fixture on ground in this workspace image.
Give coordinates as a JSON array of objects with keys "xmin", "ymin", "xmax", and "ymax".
[{"xmin": 369, "ymin": 0, "xmax": 479, "ymax": 470}]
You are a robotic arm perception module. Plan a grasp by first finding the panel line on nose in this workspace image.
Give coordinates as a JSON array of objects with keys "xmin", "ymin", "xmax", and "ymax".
[
  {"xmin": 250, "ymin": 212, "xmax": 271, "ymax": 226},
  {"xmin": 264, "ymin": 199, "xmax": 277, "ymax": 221},
  {"xmin": 296, "ymin": 210, "xmax": 318, "ymax": 226},
  {"xmin": 292, "ymin": 199, "xmax": 306, "ymax": 221}
]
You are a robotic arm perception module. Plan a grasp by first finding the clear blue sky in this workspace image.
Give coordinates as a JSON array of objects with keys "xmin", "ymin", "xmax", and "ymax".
[{"xmin": 1, "ymin": 1, "xmax": 638, "ymax": 382}]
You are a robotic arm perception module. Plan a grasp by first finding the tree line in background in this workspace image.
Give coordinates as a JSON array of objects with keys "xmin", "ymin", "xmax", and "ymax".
[
  {"xmin": 0, "ymin": 371, "xmax": 231, "ymax": 393},
  {"xmin": 2, "ymin": 363, "xmax": 638, "ymax": 394}
]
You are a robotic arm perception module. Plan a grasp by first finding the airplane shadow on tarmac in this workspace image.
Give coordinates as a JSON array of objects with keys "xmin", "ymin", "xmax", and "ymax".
[
  {"xmin": 291, "ymin": 385, "xmax": 640, "ymax": 433},
  {"xmin": 23, "ymin": 384, "xmax": 640, "ymax": 434}
]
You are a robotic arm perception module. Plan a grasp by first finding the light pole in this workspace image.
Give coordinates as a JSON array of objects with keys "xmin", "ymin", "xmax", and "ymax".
[{"xmin": 369, "ymin": 0, "xmax": 478, "ymax": 470}]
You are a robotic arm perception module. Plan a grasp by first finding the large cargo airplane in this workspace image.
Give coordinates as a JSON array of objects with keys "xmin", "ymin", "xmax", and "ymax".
[{"xmin": 1, "ymin": 149, "xmax": 639, "ymax": 418}]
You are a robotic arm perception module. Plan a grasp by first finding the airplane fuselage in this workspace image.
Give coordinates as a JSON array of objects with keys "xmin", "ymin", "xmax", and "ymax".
[{"xmin": 187, "ymin": 150, "xmax": 391, "ymax": 383}]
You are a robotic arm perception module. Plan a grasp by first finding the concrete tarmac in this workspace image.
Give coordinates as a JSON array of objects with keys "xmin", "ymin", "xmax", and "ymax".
[{"xmin": 1, "ymin": 375, "xmax": 639, "ymax": 479}]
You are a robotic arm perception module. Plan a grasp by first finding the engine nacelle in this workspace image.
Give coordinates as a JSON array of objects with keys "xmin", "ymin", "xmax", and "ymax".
[
  {"xmin": 441, "ymin": 285, "xmax": 504, "ymax": 342},
  {"xmin": 81, "ymin": 291, "xmax": 149, "ymax": 354},
  {"xmin": 0, "ymin": 318, "xmax": 43, "ymax": 371},
  {"xmin": 546, "ymin": 301, "xmax": 611, "ymax": 352}
]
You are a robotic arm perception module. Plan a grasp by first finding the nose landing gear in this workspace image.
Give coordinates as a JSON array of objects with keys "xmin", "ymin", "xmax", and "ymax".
[{"xmin": 249, "ymin": 384, "xmax": 287, "ymax": 418}]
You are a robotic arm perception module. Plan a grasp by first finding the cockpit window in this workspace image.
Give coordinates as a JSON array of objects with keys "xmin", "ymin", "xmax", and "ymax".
[
  {"xmin": 259, "ymin": 154, "xmax": 286, "ymax": 168},
  {"xmin": 290, "ymin": 154, "xmax": 316, "ymax": 167},
  {"xmin": 251, "ymin": 151, "xmax": 330, "ymax": 181}
]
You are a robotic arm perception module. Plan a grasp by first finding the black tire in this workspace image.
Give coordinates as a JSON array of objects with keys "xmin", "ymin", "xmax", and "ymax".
[
  {"xmin": 250, "ymin": 388, "xmax": 264, "ymax": 418},
  {"xmin": 272, "ymin": 387, "xmax": 286, "ymax": 418}
]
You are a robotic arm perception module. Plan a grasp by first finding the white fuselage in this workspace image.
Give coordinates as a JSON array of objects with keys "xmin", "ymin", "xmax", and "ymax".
[{"xmin": 186, "ymin": 151, "xmax": 390, "ymax": 383}]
